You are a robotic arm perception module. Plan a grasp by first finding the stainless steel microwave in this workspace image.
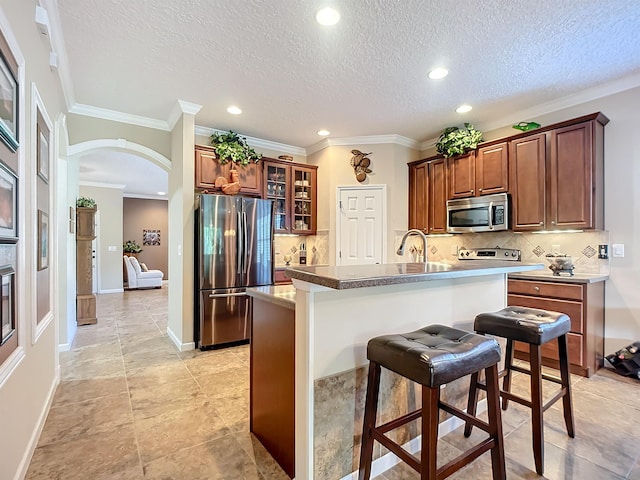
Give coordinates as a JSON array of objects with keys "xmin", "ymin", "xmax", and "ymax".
[{"xmin": 446, "ymin": 193, "xmax": 509, "ymax": 233}]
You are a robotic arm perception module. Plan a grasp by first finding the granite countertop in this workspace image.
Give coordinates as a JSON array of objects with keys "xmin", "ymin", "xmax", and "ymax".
[
  {"xmin": 508, "ymin": 270, "xmax": 609, "ymax": 284},
  {"xmin": 247, "ymin": 285, "xmax": 296, "ymax": 309},
  {"xmin": 285, "ymin": 261, "xmax": 544, "ymax": 290}
]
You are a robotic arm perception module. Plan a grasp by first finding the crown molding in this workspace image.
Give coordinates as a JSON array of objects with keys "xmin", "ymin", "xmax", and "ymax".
[
  {"xmin": 306, "ymin": 134, "xmax": 421, "ymax": 155},
  {"xmin": 167, "ymin": 100, "xmax": 202, "ymax": 130},
  {"xmin": 194, "ymin": 125, "xmax": 307, "ymax": 156},
  {"xmin": 478, "ymin": 71, "xmax": 640, "ymax": 135},
  {"xmin": 418, "ymin": 72, "xmax": 640, "ymax": 152},
  {"xmin": 123, "ymin": 193, "xmax": 169, "ymax": 201},
  {"xmin": 79, "ymin": 180, "xmax": 126, "ymax": 190},
  {"xmin": 69, "ymin": 103, "xmax": 171, "ymax": 130}
]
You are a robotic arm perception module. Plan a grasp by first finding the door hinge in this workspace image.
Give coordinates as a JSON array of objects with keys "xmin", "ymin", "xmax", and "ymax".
[{"xmin": 339, "ymin": 251, "xmax": 342, "ymax": 258}]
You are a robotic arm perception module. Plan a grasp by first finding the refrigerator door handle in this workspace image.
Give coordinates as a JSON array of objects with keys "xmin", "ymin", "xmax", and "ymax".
[
  {"xmin": 208, "ymin": 292, "xmax": 247, "ymax": 298},
  {"xmin": 236, "ymin": 211, "xmax": 243, "ymax": 274},
  {"xmin": 242, "ymin": 211, "xmax": 248, "ymax": 274}
]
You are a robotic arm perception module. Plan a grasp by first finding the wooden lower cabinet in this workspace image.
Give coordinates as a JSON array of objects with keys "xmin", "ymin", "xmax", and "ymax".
[
  {"xmin": 507, "ymin": 278, "xmax": 605, "ymax": 377},
  {"xmin": 275, "ymin": 268, "xmax": 292, "ymax": 285},
  {"xmin": 250, "ymin": 297, "xmax": 295, "ymax": 478}
]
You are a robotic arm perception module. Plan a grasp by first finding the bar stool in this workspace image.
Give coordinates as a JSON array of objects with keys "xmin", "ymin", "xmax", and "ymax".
[
  {"xmin": 464, "ymin": 306, "xmax": 575, "ymax": 475},
  {"xmin": 358, "ymin": 324, "xmax": 506, "ymax": 480}
]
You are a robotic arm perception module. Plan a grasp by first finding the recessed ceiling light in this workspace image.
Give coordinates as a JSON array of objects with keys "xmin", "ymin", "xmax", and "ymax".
[
  {"xmin": 317, "ymin": 129, "xmax": 330, "ymax": 136},
  {"xmin": 456, "ymin": 104, "xmax": 472, "ymax": 113},
  {"xmin": 428, "ymin": 68, "xmax": 449, "ymax": 80},
  {"xmin": 226, "ymin": 105, "xmax": 242, "ymax": 115},
  {"xmin": 316, "ymin": 7, "xmax": 340, "ymax": 26},
  {"xmin": 157, "ymin": 191, "xmax": 166, "ymax": 196}
]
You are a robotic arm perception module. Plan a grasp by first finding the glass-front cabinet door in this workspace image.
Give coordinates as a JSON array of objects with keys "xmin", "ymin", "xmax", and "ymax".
[
  {"xmin": 264, "ymin": 161, "xmax": 290, "ymax": 232},
  {"xmin": 291, "ymin": 166, "xmax": 316, "ymax": 234},
  {"xmin": 262, "ymin": 159, "xmax": 317, "ymax": 235}
]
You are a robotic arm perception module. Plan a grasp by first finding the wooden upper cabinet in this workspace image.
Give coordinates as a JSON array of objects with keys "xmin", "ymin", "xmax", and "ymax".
[
  {"xmin": 263, "ymin": 158, "xmax": 317, "ymax": 235},
  {"xmin": 549, "ymin": 122, "xmax": 595, "ymax": 229},
  {"xmin": 448, "ymin": 147, "xmax": 508, "ymax": 199},
  {"xmin": 195, "ymin": 145, "xmax": 263, "ymax": 196},
  {"xmin": 476, "ymin": 142, "xmax": 508, "ymax": 195},
  {"xmin": 408, "ymin": 161, "xmax": 428, "ymax": 231},
  {"xmin": 509, "ymin": 115, "xmax": 607, "ymax": 231},
  {"xmin": 428, "ymin": 158, "xmax": 448, "ymax": 233},
  {"xmin": 448, "ymin": 152, "xmax": 475, "ymax": 199},
  {"xmin": 408, "ymin": 157, "xmax": 447, "ymax": 233},
  {"xmin": 509, "ymin": 133, "xmax": 547, "ymax": 231}
]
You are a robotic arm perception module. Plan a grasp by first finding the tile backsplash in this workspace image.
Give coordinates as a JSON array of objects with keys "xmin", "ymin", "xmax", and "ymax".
[
  {"xmin": 395, "ymin": 230, "xmax": 610, "ymax": 274},
  {"xmin": 274, "ymin": 230, "xmax": 329, "ymax": 267}
]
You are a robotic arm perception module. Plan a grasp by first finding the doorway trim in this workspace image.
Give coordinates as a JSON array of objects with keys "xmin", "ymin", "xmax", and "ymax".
[{"xmin": 335, "ymin": 184, "xmax": 387, "ymax": 266}]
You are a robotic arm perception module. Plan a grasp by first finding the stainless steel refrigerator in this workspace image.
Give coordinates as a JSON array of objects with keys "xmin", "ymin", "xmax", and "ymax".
[{"xmin": 195, "ymin": 194, "xmax": 274, "ymax": 349}]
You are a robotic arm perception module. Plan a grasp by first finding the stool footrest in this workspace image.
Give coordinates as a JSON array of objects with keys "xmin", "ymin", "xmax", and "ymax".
[
  {"xmin": 508, "ymin": 364, "xmax": 564, "ymax": 385},
  {"xmin": 439, "ymin": 401, "xmax": 491, "ymax": 434},
  {"xmin": 372, "ymin": 423, "xmax": 497, "ymax": 480},
  {"xmin": 376, "ymin": 408, "xmax": 422, "ymax": 435},
  {"xmin": 371, "ymin": 429, "xmax": 420, "ymax": 472}
]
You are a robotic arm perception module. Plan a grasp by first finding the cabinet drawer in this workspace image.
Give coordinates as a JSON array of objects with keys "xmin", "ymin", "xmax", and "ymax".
[
  {"xmin": 507, "ymin": 294, "xmax": 583, "ymax": 334},
  {"xmin": 275, "ymin": 269, "xmax": 292, "ymax": 285},
  {"xmin": 508, "ymin": 279, "xmax": 583, "ymax": 301},
  {"xmin": 514, "ymin": 332, "xmax": 583, "ymax": 366}
]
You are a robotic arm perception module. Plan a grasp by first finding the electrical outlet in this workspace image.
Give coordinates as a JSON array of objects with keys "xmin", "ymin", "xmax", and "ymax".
[{"xmin": 598, "ymin": 244, "xmax": 608, "ymax": 259}]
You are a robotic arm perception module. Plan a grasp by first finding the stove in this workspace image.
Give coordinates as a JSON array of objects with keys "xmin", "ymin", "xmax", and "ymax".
[{"xmin": 458, "ymin": 247, "xmax": 521, "ymax": 261}]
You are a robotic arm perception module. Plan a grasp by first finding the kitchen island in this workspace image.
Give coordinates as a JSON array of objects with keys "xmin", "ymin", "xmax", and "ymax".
[{"xmin": 249, "ymin": 260, "xmax": 542, "ymax": 480}]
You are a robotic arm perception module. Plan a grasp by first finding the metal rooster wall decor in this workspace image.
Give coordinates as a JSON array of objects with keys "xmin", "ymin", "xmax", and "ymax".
[{"xmin": 350, "ymin": 149, "xmax": 373, "ymax": 182}]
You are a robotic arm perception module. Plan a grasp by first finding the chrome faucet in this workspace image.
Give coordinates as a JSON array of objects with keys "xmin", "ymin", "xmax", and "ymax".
[{"xmin": 396, "ymin": 229, "xmax": 428, "ymax": 262}]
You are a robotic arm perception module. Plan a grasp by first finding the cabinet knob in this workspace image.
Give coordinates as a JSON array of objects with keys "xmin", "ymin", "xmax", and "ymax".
[
  {"xmin": 551, "ymin": 221, "xmax": 556, "ymax": 225},
  {"xmin": 471, "ymin": 189, "xmax": 474, "ymax": 194},
  {"xmin": 539, "ymin": 222, "xmax": 544, "ymax": 225},
  {"xmin": 478, "ymin": 188, "xmax": 482, "ymax": 192},
  {"xmin": 534, "ymin": 286, "xmax": 540, "ymax": 291}
]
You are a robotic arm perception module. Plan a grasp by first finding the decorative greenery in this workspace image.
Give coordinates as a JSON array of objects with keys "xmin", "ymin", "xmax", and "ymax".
[
  {"xmin": 210, "ymin": 131, "xmax": 262, "ymax": 166},
  {"xmin": 123, "ymin": 240, "xmax": 143, "ymax": 254},
  {"xmin": 76, "ymin": 196, "xmax": 96, "ymax": 208},
  {"xmin": 435, "ymin": 123, "xmax": 483, "ymax": 158}
]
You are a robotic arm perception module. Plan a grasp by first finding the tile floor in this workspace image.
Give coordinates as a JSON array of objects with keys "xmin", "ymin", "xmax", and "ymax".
[{"xmin": 26, "ymin": 286, "xmax": 640, "ymax": 479}]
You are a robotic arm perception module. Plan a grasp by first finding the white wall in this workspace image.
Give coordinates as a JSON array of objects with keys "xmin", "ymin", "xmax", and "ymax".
[
  {"xmin": 308, "ymin": 142, "xmax": 420, "ymax": 264},
  {"xmin": 0, "ymin": 2, "xmax": 68, "ymax": 479},
  {"xmin": 78, "ymin": 184, "xmax": 124, "ymax": 292}
]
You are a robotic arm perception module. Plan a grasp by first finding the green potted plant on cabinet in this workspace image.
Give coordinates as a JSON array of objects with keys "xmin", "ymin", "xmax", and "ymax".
[
  {"xmin": 210, "ymin": 131, "xmax": 262, "ymax": 166},
  {"xmin": 435, "ymin": 123, "xmax": 483, "ymax": 158}
]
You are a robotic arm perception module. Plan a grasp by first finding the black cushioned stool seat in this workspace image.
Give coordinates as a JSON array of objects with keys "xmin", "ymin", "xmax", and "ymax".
[
  {"xmin": 359, "ymin": 325, "xmax": 506, "ymax": 480},
  {"xmin": 465, "ymin": 307, "xmax": 575, "ymax": 476}
]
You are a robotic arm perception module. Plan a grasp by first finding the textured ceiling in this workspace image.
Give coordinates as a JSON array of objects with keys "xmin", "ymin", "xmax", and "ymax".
[{"xmin": 57, "ymin": 0, "xmax": 640, "ymax": 192}]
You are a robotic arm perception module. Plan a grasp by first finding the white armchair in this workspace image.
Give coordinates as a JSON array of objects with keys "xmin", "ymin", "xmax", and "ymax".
[{"xmin": 123, "ymin": 255, "xmax": 163, "ymax": 289}]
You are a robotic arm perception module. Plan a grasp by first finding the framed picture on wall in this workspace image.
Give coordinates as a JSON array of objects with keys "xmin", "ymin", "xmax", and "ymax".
[
  {"xmin": 37, "ymin": 123, "xmax": 49, "ymax": 183},
  {"xmin": 37, "ymin": 210, "xmax": 48, "ymax": 270},
  {"xmin": 0, "ymin": 51, "xmax": 18, "ymax": 152},
  {"xmin": 0, "ymin": 161, "xmax": 17, "ymax": 242},
  {"xmin": 0, "ymin": 265, "xmax": 15, "ymax": 346}
]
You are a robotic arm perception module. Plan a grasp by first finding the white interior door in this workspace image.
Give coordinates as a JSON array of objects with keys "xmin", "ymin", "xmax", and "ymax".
[{"xmin": 336, "ymin": 185, "xmax": 386, "ymax": 265}]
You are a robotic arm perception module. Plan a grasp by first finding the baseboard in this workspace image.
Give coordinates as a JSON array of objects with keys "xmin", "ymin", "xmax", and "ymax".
[
  {"xmin": 166, "ymin": 326, "xmax": 195, "ymax": 352},
  {"xmin": 340, "ymin": 399, "xmax": 488, "ymax": 480},
  {"xmin": 99, "ymin": 288, "xmax": 124, "ymax": 294},
  {"xmin": 58, "ymin": 342, "xmax": 71, "ymax": 352},
  {"xmin": 14, "ymin": 367, "xmax": 60, "ymax": 480}
]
